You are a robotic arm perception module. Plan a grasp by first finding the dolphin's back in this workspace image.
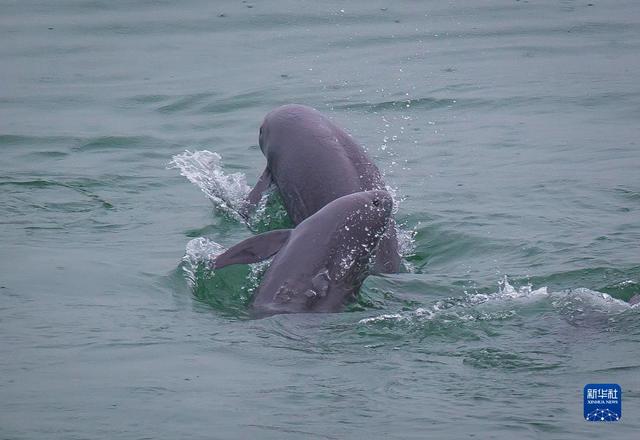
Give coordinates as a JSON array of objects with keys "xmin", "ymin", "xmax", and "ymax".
[{"xmin": 262, "ymin": 105, "xmax": 384, "ymax": 224}]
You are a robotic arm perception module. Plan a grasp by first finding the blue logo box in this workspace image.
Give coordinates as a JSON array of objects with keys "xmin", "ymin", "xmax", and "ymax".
[{"xmin": 584, "ymin": 384, "xmax": 622, "ymax": 422}]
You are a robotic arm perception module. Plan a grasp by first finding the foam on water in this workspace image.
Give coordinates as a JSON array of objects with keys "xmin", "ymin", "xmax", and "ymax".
[{"xmin": 168, "ymin": 150, "xmax": 250, "ymax": 222}]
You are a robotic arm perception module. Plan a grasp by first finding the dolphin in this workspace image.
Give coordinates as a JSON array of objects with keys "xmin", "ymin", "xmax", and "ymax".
[
  {"xmin": 214, "ymin": 190, "xmax": 393, "ymax": 317},
  {"xmin": 242, "ymin": 104, "xmax": 401, "ymax": 273}
]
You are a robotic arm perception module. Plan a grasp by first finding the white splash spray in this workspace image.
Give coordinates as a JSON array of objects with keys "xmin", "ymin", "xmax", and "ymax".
[
  {"xmin": 168, "ymin": 150, "xmax": 250, "ymax": 222},
  {"xmin": 182, "ymin": 237, "xmax": 225, "ymax": 287}
]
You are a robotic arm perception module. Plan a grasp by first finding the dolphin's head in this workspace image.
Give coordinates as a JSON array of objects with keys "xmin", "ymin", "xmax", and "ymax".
[
  {"xmin": 258, "ymin": 106, "xmax": 283, "ymax": 155},
  {"xmin": 343, "ymin": 189, "xmax": 393, "ymax": 233},
  {"xmin": 258, "ymin": 104, "xmax": 321, "ymax": 156},
  {"xmin": 364, "ymin": 189, "xmax": 394, "ymax": 221}
]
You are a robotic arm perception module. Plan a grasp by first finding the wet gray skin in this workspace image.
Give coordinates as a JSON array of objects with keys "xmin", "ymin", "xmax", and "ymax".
[
  {"xmin": 214, "ymin": 190, "xmax": 393, "ymax": 317},
  {"xmin": 244, "ymin": 104, "xmax": 401, "ymax": 273}
]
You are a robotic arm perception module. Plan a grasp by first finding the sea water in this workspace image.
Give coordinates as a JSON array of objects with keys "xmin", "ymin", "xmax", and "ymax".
[{"xmin": 1, "ymin": 1, "xmax": 639, "ymax": 439}]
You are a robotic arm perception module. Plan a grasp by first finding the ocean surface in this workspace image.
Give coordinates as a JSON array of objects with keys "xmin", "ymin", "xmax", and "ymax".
[{"xmin": 1, "ymin": 1, "xmax": 639, "ymax": 438}]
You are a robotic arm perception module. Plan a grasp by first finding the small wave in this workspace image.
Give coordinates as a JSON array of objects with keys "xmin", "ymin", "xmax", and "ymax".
[
  {"xmin": 73, "ymin": 135, "xmax": 158, "ymax": 151},
  {"xmin": 359, "ymin": 276, "xmax": 632, "ymax": 325},
  {"xmin": 168, "ymin": 150, "xmax": 250, "ymax": 222},
  {"xmin": 156, "ymin": 92, "xmax": 216, "ymax": 114},
  {"xmin": 360, "ymin": 276, "xmax": 538, "ymax": 324},
  {"xmin": 0, "ymin": 178, "xmax": 114, "ymax": 210}
]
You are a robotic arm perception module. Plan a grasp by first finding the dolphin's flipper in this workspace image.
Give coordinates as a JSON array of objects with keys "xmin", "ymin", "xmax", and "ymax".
[
  {"xmin": 242, "ymin": 167, "xmax": 273, "ymax": 218},
  {"xmin": 211, "ymin": 229, "xmax": 292, "ymax": 269}
]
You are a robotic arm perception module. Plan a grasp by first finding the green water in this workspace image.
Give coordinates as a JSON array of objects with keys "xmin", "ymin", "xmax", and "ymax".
[{"xmin": 1, "ymin": 1, "xmax": 639, "ymax": 438}]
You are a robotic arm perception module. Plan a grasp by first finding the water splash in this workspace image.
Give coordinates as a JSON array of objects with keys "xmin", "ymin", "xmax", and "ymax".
[
  {"xmin": 182, "ymin": 237, "xmax": 225, "ymax": 287},
  {"xmin": 248, "ymin": 187, "xmax": 293, "ymax": 232},
  {"xmin": 182, "ymin": 236, "xmax": 273, "ymax": 307},
  {"xmin": 467, "ymin": 275, "xmax": 549, "ymax": 305},
  {"xmin": 384, "ymin": 183, "xmax": 416, "ymax": 262},
  {"xmin": 168, "ymin": 150, "xmax": 250, "ymax": 222},
  {"xmin": 396, "ymin": 223, "xmax": 416, "ymax": 264},
  {"xmin": 243, "ymin": 259, "xmax": 272, "ymax": 296}
]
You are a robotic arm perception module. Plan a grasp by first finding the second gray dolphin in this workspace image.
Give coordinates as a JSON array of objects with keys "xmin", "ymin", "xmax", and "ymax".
[
  {"xmin": 243, "ymin": 104, "xmax": 401, "ymax": 273},
  {"xmin": 214, "ymin": 190, "xmax": 393, "ymax": 317}
]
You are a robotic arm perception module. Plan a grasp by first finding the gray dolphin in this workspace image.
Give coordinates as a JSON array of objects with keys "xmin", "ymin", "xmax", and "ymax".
[
  {"xmin": 214, "ymin": 190, "xmax": 393, "ymax": 317},
  {"xmin": 243, "ymin": 104, "xmax": 401, "ymax": 273}
]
